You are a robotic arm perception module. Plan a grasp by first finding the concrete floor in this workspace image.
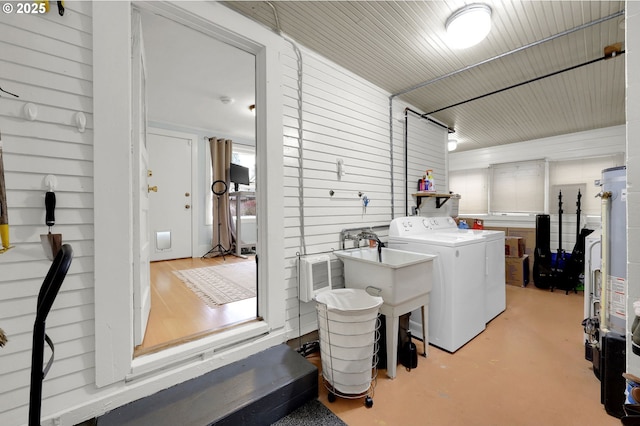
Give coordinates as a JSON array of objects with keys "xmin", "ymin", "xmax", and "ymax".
[{"xmin": 310, "ymin": 285, "xmax": 620, "ymax": 426}]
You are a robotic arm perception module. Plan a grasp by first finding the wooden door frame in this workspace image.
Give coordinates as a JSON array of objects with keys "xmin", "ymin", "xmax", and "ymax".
[{"xmin": 94, "ymin": 1, "xmax": 285, "ymax": 388}]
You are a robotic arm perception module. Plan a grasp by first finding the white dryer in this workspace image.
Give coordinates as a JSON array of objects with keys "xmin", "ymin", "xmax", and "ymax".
[
  {"xmin": 389, "ymin": 216, "xmax": 487, "ymax": 353},
  {"xmin": 426, "ymin": 220, "xmax": 506, "ymax": 323},
  {"xmin": 467, "ymin": 229, "xmax": 505, "ymax": 323}
]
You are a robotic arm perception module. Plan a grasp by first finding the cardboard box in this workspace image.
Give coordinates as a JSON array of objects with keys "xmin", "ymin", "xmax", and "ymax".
[
  {"xmin": 505, "ymin": 236, "xmax": 525, "ymax": 258},
  {"xmin": 507, "ymin": 227, "xmax": 535, "ymax": 283},
  {"xmin": 505, "ymin": 254, "xmax": 529, "ymax": 287},
  {"xmin": 507, "ymin": 228, "xmax": 535, "ymax": 257},
  {"xmin": 484, "ymin": 226, "xmax": 508, "ymax": 234}
]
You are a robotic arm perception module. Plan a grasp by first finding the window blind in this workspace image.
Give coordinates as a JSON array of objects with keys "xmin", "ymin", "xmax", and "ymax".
[
  {"xmin": 490, "ymin": 160, "xmax": 546, "ymax": 213},
  {"xmin": 449, "ymin": 168, "xmax": 488, "ymax": 215}
]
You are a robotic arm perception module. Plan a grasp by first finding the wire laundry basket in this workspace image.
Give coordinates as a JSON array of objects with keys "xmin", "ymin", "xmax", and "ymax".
[{"xmin": 315, "ymin": 288, "xmax": 383, "ymax": 408}]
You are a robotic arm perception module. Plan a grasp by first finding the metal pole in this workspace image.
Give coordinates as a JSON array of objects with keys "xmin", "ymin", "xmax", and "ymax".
[{"xmin": 392, "ymin": 11, "xmax": 624, "ymax": 98}]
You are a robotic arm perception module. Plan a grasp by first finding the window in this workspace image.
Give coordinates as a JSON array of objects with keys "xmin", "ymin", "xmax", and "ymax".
[
  {"xmin": 449, "ymin": 168, "xmax": 488, "ymax": 215},
  {"xmin": 489, "ymin": 160, "xmax": 546, "ymax": 214},
  {"xmin": 451, "ymin": 154, "xmax": 624, "ymax": 216},
  {"xmin": 231, "ymin": 144, "xmax": 256, "ymax": 189},
  {"xmin": 206, "ymin": 143, "xmax": 256, "ymax": 224}
]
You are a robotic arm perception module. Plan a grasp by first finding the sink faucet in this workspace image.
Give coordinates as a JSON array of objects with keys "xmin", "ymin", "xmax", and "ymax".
[
  {"xmin": 358, "ymin": 230, "xmax": 385, "ymax": 262},
  {"xmin": 340, "ymin": 231, "xmax": 361, "ymax": 249}
]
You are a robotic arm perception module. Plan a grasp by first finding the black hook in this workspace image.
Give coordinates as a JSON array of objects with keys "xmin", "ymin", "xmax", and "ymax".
[{"xmin": 0, "ymin": 86, "xmax": 19, "ymax": 98}]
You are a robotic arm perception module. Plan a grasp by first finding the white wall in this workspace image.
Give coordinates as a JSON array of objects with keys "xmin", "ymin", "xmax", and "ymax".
[
  {"xmin": 281, "ymin": 42, "xmax": 447, "ymax": 337},
  {"xmin": 0, "ymin": 3, "xmax": 95, "ymax": 425},
  {"xmin": 449, "ymin": 125, "xmax": 625, "ymax": 172},
  {"xmin": 404, "ymin": 113, "xmax": 449, "ymax": 216},
  {"xmin": 626, "ymin": 0, "xmax": 640, "ymax": 377}
]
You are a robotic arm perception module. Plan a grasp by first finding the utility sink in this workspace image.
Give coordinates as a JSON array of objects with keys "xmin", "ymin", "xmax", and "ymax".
[{"xmin": 334, "ymin": 247, "xmax": 435, "ymax": 306}]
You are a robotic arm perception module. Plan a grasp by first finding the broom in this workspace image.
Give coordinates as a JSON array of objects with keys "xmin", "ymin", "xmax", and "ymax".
[{"xmin": 0, "ymin": 130, "xmax": 12, "ymax": 253}]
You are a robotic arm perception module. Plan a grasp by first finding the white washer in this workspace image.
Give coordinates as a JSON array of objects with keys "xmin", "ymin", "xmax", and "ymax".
[
  {"xmin": 389, "ymin": 216, "xmax": 487, "ymax": 353},
  {"xmin": 425, "ymin": 220, "xmax": 506, "ymax": 323}
]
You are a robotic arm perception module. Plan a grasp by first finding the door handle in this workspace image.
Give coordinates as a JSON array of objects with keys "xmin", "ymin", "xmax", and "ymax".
[
  {"xmin": 148, "ymin": 185, "xmax": 158, "ymax": 193},
  {"xmin": 185, "ymin": 204, "xmax": 191, "ymax": 209}
]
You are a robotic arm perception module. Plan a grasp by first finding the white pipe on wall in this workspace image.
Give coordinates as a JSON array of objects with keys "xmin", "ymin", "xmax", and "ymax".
[{"xmin": 600, "ymin": 191, "xmax": 611, "ymax": 332}]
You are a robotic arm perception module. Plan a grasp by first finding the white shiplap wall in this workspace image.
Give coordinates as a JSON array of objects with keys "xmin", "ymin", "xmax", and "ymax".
[
  {"xmin": 404, "ymin": 113, "xmax": 448, "ymax": 216},
  {"xmin": 281, "ymin": 42, "xmax": 446, "ymax": 338},
  {"xmin": 0, "ymin": 2, "xmax": 95, "ymax": 425},
  {"xmin": 449, "ymin": 125, "xmax": 625, "ymax": 171}
]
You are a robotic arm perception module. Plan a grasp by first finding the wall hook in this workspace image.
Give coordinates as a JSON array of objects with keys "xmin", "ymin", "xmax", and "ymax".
[
  {"xmin": 329, "ymin": 189, "xmax": 365, "ymax": 199},
  {"xmin": 44, "ymin": 175, "xmax": 57, "ymax": 192},
  {"xmin": 75, "ymin": 112, "xmax": 86, "ymax": 132},
  {"xmin": 336, "ymin": 158, "xmax": 345, "ymax": 179},
  {"xmin": 23, "ymin": 103, "xmax": 38, "ymax": 121}
]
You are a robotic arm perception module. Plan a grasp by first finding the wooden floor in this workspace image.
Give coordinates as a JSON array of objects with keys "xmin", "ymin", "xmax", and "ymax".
[
  {"xmin": 310, "ymin": 285, "xmax": 621, "ymax": 426},
  {"xmin": 134, "ymin": 255, "xmax": 258, "ymax": 357}
]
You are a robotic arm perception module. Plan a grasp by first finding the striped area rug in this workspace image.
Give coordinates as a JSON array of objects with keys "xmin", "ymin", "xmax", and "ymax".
[{"xmin": 173, "ymin": 262, "xmax": 256, "ymax": 307}]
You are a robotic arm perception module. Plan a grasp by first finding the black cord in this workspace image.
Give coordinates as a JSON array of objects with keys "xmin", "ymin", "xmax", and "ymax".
[{"xmin": 297, "ymin": 340, "xmax": 320, "ymax": 357}]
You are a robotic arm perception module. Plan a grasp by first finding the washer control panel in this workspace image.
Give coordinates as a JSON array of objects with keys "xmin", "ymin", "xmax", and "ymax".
[{"xmin": 389, "ymin": 216, "xmax": 457, "ymax": 236}]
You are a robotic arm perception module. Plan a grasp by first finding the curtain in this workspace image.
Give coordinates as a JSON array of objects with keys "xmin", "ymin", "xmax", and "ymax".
[{"xmin": 209, "ymin": 137, "xmax": 233, "ymax": 254}]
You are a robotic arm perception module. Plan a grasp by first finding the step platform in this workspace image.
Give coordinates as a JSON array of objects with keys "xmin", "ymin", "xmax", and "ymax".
[{"xmin": 97, "ymin": 344, "xmax": 318, "ymax": 426}]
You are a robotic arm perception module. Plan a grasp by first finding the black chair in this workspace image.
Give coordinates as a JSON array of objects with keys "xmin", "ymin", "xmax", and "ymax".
[{"xmin": 29, "ymin": 244, "xmax": 73, "ymax": 426}]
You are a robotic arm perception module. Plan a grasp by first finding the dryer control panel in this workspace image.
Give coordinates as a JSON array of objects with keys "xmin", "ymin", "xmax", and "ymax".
[{"xmin": 389, "ymin": 216, "xmax": 457, "ymax": 236}]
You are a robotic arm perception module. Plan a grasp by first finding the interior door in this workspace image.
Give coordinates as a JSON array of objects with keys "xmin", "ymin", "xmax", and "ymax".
[
  {"xmin": 132, "ymin": 9, "xmax": 151, "ymax": 347},
  {"xmin": 148, "ymin": 130, "xmax": 193, "ymax": 261}
]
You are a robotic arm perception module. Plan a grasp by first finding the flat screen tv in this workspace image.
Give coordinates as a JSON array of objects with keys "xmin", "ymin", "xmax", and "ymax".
[{"xmin": 230, "ymin": 163, "xmax": 250, "ymax": 192}]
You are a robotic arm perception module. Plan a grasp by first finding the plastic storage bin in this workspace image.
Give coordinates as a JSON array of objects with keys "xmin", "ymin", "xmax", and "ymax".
[{"xmin": 315, "ymin": 288, "xmax": 383, "ymax": 407}]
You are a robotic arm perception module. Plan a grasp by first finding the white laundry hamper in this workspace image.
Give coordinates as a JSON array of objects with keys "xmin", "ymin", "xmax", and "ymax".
[{"xmin": 315, "ymin": 288, "xmax": 383, "ymax": 407}]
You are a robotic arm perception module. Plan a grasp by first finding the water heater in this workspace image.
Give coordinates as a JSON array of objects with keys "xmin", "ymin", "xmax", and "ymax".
[
  {"xmin": 600, "ymin": 166, "xmax": 626, "ymax": 335},
  {"xmin": 597, "ymin": 166, "xmax": 626, "ymax": 418}
]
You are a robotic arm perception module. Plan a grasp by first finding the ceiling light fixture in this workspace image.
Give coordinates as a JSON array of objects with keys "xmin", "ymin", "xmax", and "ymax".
[
  {"xmin": 219, "ymin": 96, "xmax": 234, "ymax": 105},
  {"xmin": 448, "ymin": 139, "xmax": 458, "ymax": 151},
  {"xmin": 445, "ymin": 4, "xmax": 492, "ymax": 49}
]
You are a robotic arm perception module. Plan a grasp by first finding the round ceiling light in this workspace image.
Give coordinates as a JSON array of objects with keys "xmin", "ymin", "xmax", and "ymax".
[{"xmin": 445, "ymin": 4, "xmax": 492, "ymax": 49}]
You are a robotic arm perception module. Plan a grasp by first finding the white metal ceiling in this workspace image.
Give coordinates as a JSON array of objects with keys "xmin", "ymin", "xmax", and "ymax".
[{"xmin": 223, "ymin": 1, "xmax": 625, "ymax": 152}]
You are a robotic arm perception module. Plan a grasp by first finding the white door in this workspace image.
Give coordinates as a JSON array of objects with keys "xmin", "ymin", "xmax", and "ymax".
[
  {"xmin": 132, "ymin": 10, "xmax": 151, "ymax": 347},
  {"xmin": 148, "ymin": 131, "xmax": 193, "ymax": 261}
]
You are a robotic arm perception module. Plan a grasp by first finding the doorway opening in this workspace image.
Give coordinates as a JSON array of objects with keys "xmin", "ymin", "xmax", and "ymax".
[
  {"xmin": 133, "ymin": 8, "xmax": 259, "ymax": 357},
  {"xmin": 135, "ymin": 256, "xmax": 257, "ymax": 357}
]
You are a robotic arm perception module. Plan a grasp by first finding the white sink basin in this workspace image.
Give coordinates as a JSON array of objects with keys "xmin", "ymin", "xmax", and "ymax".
[{"xmin": 334, "ymin": 247, "xmax": 435, "ymax": 306}]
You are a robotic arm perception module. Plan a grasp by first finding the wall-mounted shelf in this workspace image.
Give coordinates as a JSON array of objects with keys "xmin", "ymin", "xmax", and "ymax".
[{"xmin": 412, "ymin": 192, "xmax": 452, "ymax": 208}]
